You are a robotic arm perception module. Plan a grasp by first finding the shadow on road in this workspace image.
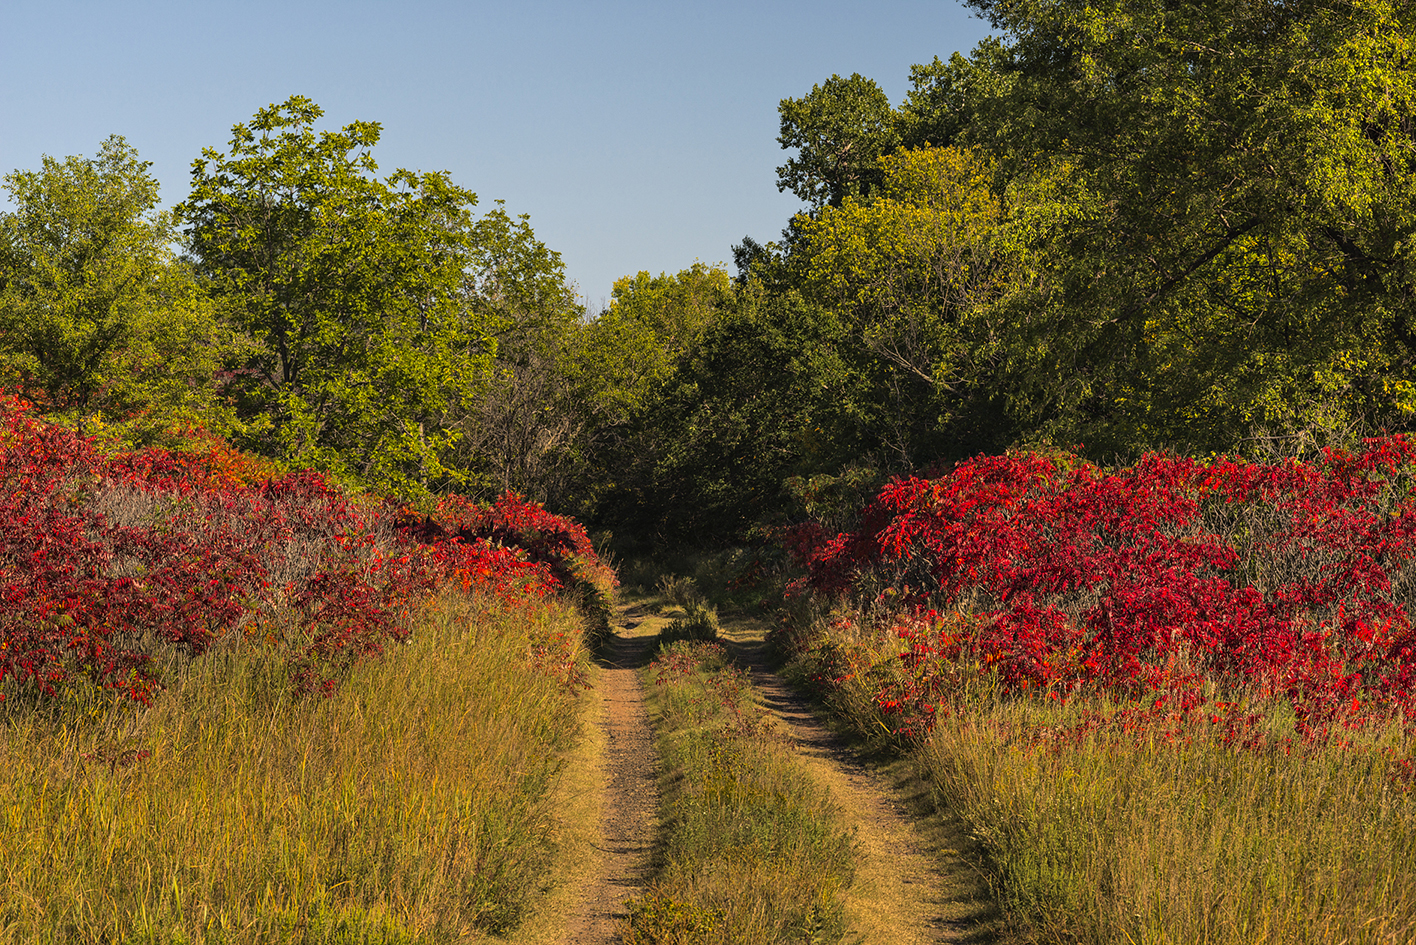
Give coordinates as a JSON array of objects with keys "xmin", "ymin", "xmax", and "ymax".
[{"xmin": 594, "ymin": 604, "xmax": 663, "ymax": 670}]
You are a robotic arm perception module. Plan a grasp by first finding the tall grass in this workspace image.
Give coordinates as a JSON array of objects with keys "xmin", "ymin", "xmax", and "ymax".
[
  {"xmin": 785, "ymin": 614, "xmax": 1416, "ymax": 944},
  {"xmin": 0, "ymin": 589, "xmax": 590, "ymax": 944},
  {"xmin": 626, "ymin": 641, "xmax": 856, "ymax": 945},
  {"xmin": 921, "ymin": 699, "xmax": 1416, "ymax": 945},
  {"xmin": 614, "ymin": 546, "xmax": 781, "ymax": 613}
]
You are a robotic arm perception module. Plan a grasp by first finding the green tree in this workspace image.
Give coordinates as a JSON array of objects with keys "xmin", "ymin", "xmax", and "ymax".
[
  {"xmin": 446, "ymin": 202, "xmax": 588, "ymax": 503},
  {"xmin": 0, "ymin": 136, "xmax": 236, "ymax": 439},
  {"xmin": 777, "ymin": 74, "xmax": 902, "ymax": 209},
  {"xmin": 956, "ymin": 0, "xmax": 1416, "ymax": 451},
  {"xmin": 579, "ymin": 263, "xmax": 734, "ymax": 420},
  {"xmin": 554, "ymin": 264, "xmax": 739, "ymax": 523},
  {"xmin": 898, "ymin": 40, "xmax": 1015, "ymax": 151},
  {"xmin": 613, "ymin": 287, "xmax": 863, "ymax": 542},
  {"xmin": 178, "ymin": 96, "xmax": 495, "ymax": 497},
  {"xmin": 465, "ymin": 200, "xmax": 583, "ymax": 357},
  {"xmin": 791, "ymin": 145, "xmax": 1016, "ymax": 464}
]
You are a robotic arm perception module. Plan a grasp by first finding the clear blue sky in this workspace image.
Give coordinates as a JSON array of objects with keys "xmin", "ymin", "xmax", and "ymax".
[{"xmin": 1, "ymin": 1, "xmax": 993, "ymax": 308}]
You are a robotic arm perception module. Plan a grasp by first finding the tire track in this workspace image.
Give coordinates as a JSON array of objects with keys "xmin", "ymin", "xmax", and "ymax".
[
  {"xmin": 562, "ymin": 623, "xmax": 659, "ymax": 944},
  {"xmin": 723, "ymin": 623, "xmax": 1003, "ymax": 945}
]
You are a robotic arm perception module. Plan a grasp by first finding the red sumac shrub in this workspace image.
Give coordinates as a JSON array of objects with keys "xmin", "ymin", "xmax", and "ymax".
[
  {"xmin": 789, "ymin": 442, "xmax": 1416, "ymax": 742},
  {"xmin": 0, "ymin": 393, "xmax": 608, "ymax": 703}
]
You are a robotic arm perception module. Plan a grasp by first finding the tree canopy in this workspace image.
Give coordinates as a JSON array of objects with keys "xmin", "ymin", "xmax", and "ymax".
[
  {"xmin": 747, "ymin": 0, "xmax": 1416, "ymax": 463},
  {"xmin": 953, "ymin": 0, "xmax": 1416, "ymax": 451},
  {"xmin": 7, "ymin": 5, "xmax": 1415, "ymax": 545},
  {"xmin": 0, "ymin": 135, "xmax": 235, "ymax": 441},
  {"xmin": 777, "ymin": 73, "xmax": 902, "ymax": 209},
  {"xmin": 178, "ymin": 96, "xmax": 496, "ymax": 497}
]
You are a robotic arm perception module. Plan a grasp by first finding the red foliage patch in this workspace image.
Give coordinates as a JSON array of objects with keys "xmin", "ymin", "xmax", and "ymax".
[
  {"xmin": 0, "ymin": 392, "xmax": 605, "ymax": 703},
  {"xmin": 786, "ymin": 443, "xmax": 1416, "ymax": 745}
]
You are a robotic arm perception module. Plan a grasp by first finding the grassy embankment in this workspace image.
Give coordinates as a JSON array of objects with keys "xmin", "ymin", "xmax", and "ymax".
[
  {"xmin": 622, "ymin": 583, "xmax": 857, "ymax": 945},
  {"xmin": 0, "ymin": 589, "xmax": 594, "ymax": 944},
  {"xmin": 775, "ymin": 446, "xmax": 1416, "ymax": 943},
  {"xmin": 784, "ymin": 613, "xmax": 1416, "ymax": 945}
]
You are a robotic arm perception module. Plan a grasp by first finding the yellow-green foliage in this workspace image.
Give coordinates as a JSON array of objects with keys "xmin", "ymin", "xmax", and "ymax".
[
  {"xmin": 788, "ymin": 145, "xmax": 1009, "ymax": 430},
  {"xmin": 577, "ymin": 263, "xmax": 734, "ymax": 421},
  {"xmin": 0, "ymin": 589, "xmax": 590, "ymax": 944},
  {"xmin": 795, "ymin": 145, "xmax": 1001, "ymax": 315}
]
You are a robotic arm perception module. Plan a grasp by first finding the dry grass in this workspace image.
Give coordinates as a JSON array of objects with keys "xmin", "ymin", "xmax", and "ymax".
[
  {"xmin": 626, "ymin": 640, "xmax": 856, "ymax": 945},
  {"xmin": 786, "ymin": 613, "xmax": 1416, "ymax": 944},
  {"xmin": 0, "ymin": 589, "xmax": 591, "ymax": 944},
  {"xmin": 921, "ymin": 701, "xmax": 1416, "ymax": 945}
]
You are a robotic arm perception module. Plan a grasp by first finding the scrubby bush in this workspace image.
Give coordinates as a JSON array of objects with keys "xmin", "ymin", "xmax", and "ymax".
[{"xmin": 0, "ymin": 390, "xmax": 609, "ymax": 703}]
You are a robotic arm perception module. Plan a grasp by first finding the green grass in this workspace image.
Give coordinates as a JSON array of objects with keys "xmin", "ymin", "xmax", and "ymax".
[
  {"xmin": 0, "ymin": 589, "xmax": 592, "ymax": 944},
  {"xmin": 613, "ymin": 546, "xmax": 783, "ymax": 614},
  {"xmin": 644, "ymin": 573, "xmax": 721, "ymax": 646},
  {"xmin": 625, "ymin": 640, "xmax": 856, "ymax": 945}
]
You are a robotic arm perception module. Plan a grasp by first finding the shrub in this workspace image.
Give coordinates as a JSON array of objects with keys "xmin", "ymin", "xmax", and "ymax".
[
  {"xmin": 784, "ymin": 442, "xmax": 1416, "ymax": 743},
  {"xmin": 0, "ymin": 390, "xmax": 604, "ymax": 704}
]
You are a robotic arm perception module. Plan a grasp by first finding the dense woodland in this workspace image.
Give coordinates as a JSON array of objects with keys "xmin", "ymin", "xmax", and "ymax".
[{"xmin": 3, "ymin": 0, "xmax": 1414, "ymax": 547}]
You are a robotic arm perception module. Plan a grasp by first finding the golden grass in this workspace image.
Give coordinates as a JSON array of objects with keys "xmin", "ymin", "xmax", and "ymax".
[
  {"xmin": 0, "ymin": 589, "xmax": 590, "ymax": 944},
  {"xmin": 626, "ymin": 640, "xmax": 856, "ymax": 945},
  {"xmin": 923, "ymin": 703, "xmax": 1416, "ymax": 945},
  {"xmin": 787, "ymin": 612, "xmax": 1416, "ymax": 944}
]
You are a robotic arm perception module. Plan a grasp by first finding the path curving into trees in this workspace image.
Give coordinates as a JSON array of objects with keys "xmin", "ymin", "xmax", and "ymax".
[{"xmin": 555, "ymin": 601, "xmax": 1001, "ymax": 944}]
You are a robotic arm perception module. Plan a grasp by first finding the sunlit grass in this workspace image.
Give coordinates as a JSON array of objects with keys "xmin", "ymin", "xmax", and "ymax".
[
  {"xmin": 626, "ymin": 640, "xmax": 855, "ymax": 945},
  {"xmin": 0, "ymin": 589, "xmax": 590, "ymax": 944},
  {"xmin": 785, "ymin": 612, "xmax": 1416, "ymax": 944},
  {"xmin": 922, "ymin": 699, "xmax": 1416, "ymax": 945}
]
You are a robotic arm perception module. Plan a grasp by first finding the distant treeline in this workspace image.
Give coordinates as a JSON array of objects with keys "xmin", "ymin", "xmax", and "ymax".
[{"xmin": 3, "ymin": 0, "xmax": 1414, "ymax": 544}]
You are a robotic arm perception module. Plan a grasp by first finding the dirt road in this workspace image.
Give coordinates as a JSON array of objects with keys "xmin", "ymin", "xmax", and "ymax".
[
  {"xmin": 555, "ymin": 601, "xmax": 1001, "ymax": 944},
  {"xmin": 561, "ymin": 622, "xmax": 660, "ymax": 944},
  {"xmin": 723, "ymin": 621, "xmax": 1002, "ymax": 944}
]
